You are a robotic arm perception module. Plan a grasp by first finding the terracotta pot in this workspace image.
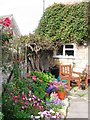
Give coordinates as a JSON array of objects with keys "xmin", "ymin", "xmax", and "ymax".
[
  {"xmin": 45, "ymin": 93, "xmax": 49, "ymax": 97},
  {"xmin": 58, "ymin": 90, "xmax": 66, "ymax": 100}
]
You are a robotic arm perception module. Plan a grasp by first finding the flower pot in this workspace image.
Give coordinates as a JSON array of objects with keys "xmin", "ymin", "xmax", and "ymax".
[{"xmin": 58, "ymin": 90, "xmax": 66, "ymax": 100}]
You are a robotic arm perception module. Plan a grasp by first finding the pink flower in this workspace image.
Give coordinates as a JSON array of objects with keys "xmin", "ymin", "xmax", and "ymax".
[
  {"xmin": 32, "ymin": 76, "xmax": 37, "ymax": 81},
  {"xmin": 22, "ymin": 92, "xmax": 25, "ymax": 100},
  {"xmin": 15, "ymin": 99, "xmax": 18, "ymax": 103},
  {"xmin": 17, "ymin": 94, "xmax": 20, "ymax": 98},
  {"xmin": 28, "ymin": 93, "xmax": 31, "ymax": 97},
  {"xmin": 53, "ymin": 81, "xmax": 58, "ymax": 86},
  {"xmin": 31, "ymin": 98, "xmax": 34, "ymax": 101},
  {"xmin": 22, "ymin": 97, "xmax": 25, "ymax": 100},
  {"xmin": 38, "ymin": 106, "xmax": 44, "ymax": 111},
  {"xmin": 13, "ymin": 96, "xmax": 17, "ymax": 101},
  {"xmin": 37, "ymin": 103, "xmax": 39, "ymax": 106},
  {"xmin": 22, "ymin": 92, "xmax": 25, "ymax": 97},
  {"xmin": 33, "ymin": 104, "xmax": 37, "ymax": 108},
  {"xmin": 39, "ymin": 80, "xmax": 43, "ymax": 83},
  {"xmin": 24, "ymin": 101, "xmax": 29, "ymax": 105},
  {"xmin": 21, "ymin": 106, "xmax": 25, "ymax": 109},
  {"xmin": 38, "ymin": 98, "xmax": 40, "ymax": 102},
  {"xmin": 32, "ymin": 95, "xmax": 36, "ymax": 99}
]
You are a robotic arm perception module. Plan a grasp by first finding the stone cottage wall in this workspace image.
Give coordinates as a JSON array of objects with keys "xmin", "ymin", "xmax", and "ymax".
[
  {"xmin": 73, "ymin": 45, "xmax": 88, "ymax": 72},
  {"xmin": 54, "ymin": 45, "xmax": 88, "ymax": 73}
]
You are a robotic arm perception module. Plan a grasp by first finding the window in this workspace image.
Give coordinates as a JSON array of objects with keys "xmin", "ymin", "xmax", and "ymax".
[{"xmin": 56, "ymin": 44, "xmax": 75, "ymax": 57}]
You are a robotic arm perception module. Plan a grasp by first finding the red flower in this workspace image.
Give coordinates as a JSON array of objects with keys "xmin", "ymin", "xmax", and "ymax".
[
  {"xmin": 13, "ymin": 96, "xmax": 17, "ymax": 101},
  {"xmin": 3, "ymin": 17, "xmax": 11, "ymax": 27}
]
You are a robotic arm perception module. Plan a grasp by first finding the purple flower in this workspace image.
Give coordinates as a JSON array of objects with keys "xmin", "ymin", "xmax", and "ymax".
[{"xmin": 46, "ymin": 86, "xmax": 55, "ymax": 93}]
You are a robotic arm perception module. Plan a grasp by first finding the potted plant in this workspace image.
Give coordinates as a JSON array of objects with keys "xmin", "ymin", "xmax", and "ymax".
[{"xmin": 57, "ymin": 82, "xmax": 66, "ymax": 100}]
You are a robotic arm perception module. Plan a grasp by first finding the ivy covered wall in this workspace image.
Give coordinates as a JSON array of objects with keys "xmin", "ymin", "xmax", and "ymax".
[{"xmin": 35, "ymin": 2, "xmax": 88, "ymax": 44}]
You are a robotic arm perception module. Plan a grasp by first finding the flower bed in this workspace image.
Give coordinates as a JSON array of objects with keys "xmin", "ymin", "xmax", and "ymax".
[{"xmin": 2, "ymin": 65, "xmax": 69, "ymax": 119}]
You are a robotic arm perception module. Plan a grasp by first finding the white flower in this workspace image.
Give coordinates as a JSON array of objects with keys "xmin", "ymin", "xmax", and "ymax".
[
  {"xmin": 34, "ymin": 116, "xmax": 40, "ymax": 119},
  {"xmin": 29, "ymin": 90, "xmax": 31, "ymax": 94},
  {"xmin": 31, "ymin": 115, "xmax": 33, "ymax": 118},
  {"xmin": 50, "ymin": 109, "xmax": 55, "ymax": 113},
  {"xmin": 59, "ymin": 109, "xmax": 66, "ymax": 116},
  {"xmin": 43, "ymin": 110, "xmax": 49, "ymax": 114},
  {"xmin": 28, "ymin": 98, "xmax": 31, "ymax": 101},
  {"xmin": 38, "ymin": 112, "xmax": 42, "ymax": 115},
  {"xmin": 40, "ymin": 114, "xmax": 44, "ymax": 118}
]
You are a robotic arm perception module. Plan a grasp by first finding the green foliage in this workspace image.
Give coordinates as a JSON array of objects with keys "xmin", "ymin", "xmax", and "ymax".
[
  {"xmin": 35, "ymin": 2, "xmax": 88, "ymax": 43},
  {"xmin": 2, "ymin": 64, "xmax": 55, "ymax": 119},
  {"xmin": 48, "ymin": 103, "xmax": 62, "ymax": 111},
  {"xmin": 2, "ymin": 33, "xmax": 13, "ymax": 43},
  {"xmin": 31, "ymin": 71, "xmax": 55, "ymax": 83},
  {"xmin": 0, "ymin": 112, "xmax": 4, "ymax": 120},
  {"xmin": 30, "ymin": 71, "xmax": 55, "ymax": 99}
]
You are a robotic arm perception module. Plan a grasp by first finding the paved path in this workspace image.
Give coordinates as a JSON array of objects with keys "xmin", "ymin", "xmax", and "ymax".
[{"xmin": 66, "ymin": 87, "xmax": 89, "ymax": 119}]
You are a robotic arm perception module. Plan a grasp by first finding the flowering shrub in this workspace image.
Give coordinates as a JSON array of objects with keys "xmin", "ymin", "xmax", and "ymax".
[
  {"xmin": 2, "ymin": 64, "xmax": 68, "ymax": 119},
  {"xmin": 2, "ymin": 65, "xmax": 55, "ymax": 119},
  {"xmin": 27, "ymin": 71, "xmax": 55, "ymax": 100},
  {"xmin": 12, "ymin": 91, "xmax": 45, "ymax": 118},
  {"xmin": 31, "ymin": 71, "xmax": 55, "ymax": 83},
  {"xmin": 2, "ymin": 82, "xmax": 46, "ymax": 119}
]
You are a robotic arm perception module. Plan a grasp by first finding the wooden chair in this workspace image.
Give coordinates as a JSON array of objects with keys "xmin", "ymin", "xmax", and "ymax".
[
  {"xmin": 60, "ymin": 64, "xmax": 81, "ymax": 90},
  {"xmin": 85, "ymin": 65, "xmax": 90, "ymax": 88}
]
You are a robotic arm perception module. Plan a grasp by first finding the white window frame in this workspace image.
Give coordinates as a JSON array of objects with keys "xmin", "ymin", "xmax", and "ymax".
[{"xmin": 53, "ymin": 43, "xmax": 76, "ymax": 59}]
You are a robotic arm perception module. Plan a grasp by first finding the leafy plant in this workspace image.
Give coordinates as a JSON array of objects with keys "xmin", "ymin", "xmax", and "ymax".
[
  {"xmin": 58, "ymin": 83, "xmax": 65, "ymax": 92},
  {"xmin": 2, "ymin": 65, "xmax": 55, "ymax": 119},
  {"xmin": 29, "ymin": 71, "xmax": 55, "ymax": 99},
  {"xmin": 2, "ymin": 77, "xmax": 46, "ymax": 119},
  {"xmin": 35, "ymin": 2, "xmax": 88, "ymax": 43},
  {"xmin": 0, "ymin": 112, "xmax": 4, "ymax": 120},
  {"xmin": 31, "ymin": 71, "xmax": 55, "ymax": 83}
]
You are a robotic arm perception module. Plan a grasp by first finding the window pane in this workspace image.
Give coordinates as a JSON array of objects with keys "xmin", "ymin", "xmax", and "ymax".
[
  {"xmin": 65, "ymin": 50, "xmax": 74, "ymax": 56},
  {"xmin": 65, "ymin": 45, "xmax": 73, "ymax": 48},
  {"xmin": 57, "ymin": 45, "xmax": 63, "ymax": 55}
]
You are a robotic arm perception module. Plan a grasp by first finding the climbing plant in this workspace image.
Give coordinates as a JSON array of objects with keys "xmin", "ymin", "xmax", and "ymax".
[
  {"xmin": 35, "ymin": 2, "xmax": 88, "ymax": 43},
  {"xmin": 20, "ymin": 34, "xmax": 57, "ymax": 71}
]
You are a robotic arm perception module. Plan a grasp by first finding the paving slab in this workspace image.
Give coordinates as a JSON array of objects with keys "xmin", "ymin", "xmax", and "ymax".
[{"xmin": 66, "ymin": 87, "xmax": 88, "ymax": 119}]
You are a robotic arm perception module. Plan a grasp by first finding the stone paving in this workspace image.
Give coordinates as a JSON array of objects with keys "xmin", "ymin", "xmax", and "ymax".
[{"xmin": 66, "ymin": 87, "xmax": 89, "ymax": 119}]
